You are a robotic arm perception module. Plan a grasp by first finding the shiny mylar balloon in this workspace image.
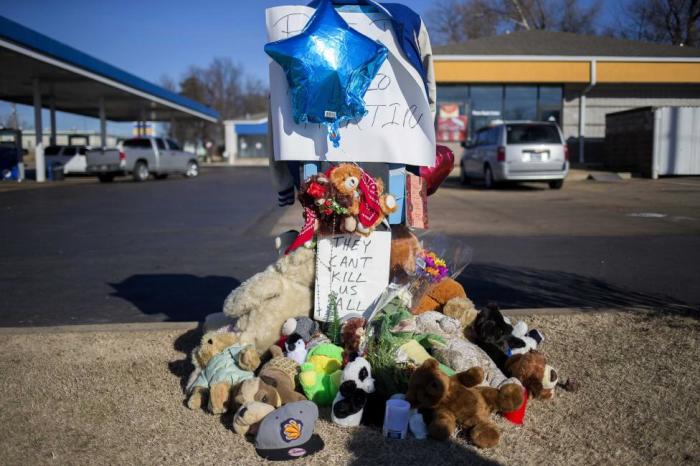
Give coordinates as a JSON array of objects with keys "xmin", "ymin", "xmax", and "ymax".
[{"xmin": 264, "ymin": 0, "xmax": 388, "ymax": 148}]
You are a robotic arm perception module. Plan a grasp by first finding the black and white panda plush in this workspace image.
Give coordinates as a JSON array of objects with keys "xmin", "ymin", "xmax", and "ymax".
[{"xmin": 331, "ymin": 356, "xmax": 375, "ymax": 427}]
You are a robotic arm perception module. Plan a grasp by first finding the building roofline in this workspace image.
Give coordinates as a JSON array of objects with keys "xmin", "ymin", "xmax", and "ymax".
[
  {"xmin": 434, "ymin": 54, "xmax": 700, "ymax": 63},
  {"xmin": 0, "ymin": 15, "xmax": 219, "ymax": 122}
]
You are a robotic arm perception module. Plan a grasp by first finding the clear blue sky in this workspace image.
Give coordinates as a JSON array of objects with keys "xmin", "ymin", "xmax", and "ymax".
[{"xmin": 0, "ymin": 0, "xmax": 612, "ymax": 135}]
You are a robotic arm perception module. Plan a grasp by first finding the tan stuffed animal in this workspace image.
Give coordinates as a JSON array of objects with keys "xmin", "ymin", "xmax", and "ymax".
[
  {"xmin": 186, "ymin": 332, "xmax": 261, "ymax": 414},
  {"xmin": 406, "ymin": 359, "xmax": 523, "ymax": 447},
  {"xmin": 412, "ymin": 278, "xmax": 477, "ymax": 331},
  {"xmin": 235, "ymin": 346, "xmax": 306, "ymax": 407},
  {"xmin": 223, "ymin": 247, "xmax": 316, "ymax": 352},
  {"xmin": 233, "ymin": 401, "xmax": 275, "ymax": 436}
]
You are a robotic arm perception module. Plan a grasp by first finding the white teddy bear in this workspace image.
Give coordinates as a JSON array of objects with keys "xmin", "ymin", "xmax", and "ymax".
[{"xmin": 222, "ymin": 246, "xmax": 316, "ymax": 352}]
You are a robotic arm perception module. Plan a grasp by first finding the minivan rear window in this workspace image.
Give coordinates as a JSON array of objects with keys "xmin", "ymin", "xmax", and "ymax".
[{"xmin": 506, "ymin": 124, "xmax": 562, "ymax": 144}]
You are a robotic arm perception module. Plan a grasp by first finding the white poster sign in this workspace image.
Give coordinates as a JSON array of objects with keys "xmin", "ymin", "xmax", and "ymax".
[
  {"xmin": 314, "ymin": 232, "xmax": 391, "ymax": 321},
  {"xmin": 266, "ymin": 6, "xmax": 435, "ymax": 166}
]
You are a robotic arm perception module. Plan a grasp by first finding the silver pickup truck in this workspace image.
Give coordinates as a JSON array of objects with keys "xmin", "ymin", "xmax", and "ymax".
[{"xmin": 86, "ymin": 136, "xmax": 199, "ymax": 182}]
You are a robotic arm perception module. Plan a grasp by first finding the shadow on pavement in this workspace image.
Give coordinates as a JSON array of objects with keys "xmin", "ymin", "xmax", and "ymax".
[
  {"xmin": 109, "ymin": 274, "xmax": 240, "ymax": 321},
  {"xmin": 168, "ymin": 326, "xmax": 203, "ymax": 393},
  {"xmin": 345, "ymin": 426, "xmax": 503, "ymax": 466},
  {"xmin": 459, "ymin": 262, "xmax": 696, "ymax": 316}
]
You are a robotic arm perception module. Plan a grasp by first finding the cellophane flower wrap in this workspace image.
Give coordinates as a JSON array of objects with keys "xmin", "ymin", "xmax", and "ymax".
[{"xmin": 405, "ymin": 232, "xmax": 473, "ymax": 313}]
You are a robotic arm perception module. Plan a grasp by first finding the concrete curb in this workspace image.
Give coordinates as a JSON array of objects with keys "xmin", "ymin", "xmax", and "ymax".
[{"xmin": 0, "ymin": 307, "xmax": 630, "ymax": 334}]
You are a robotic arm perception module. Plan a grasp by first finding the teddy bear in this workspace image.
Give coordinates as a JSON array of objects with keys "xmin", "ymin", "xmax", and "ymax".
[
  {"xmin": 389, "ymin": 225, "xmax": 422, "ymax": 283},
  {"xmin": 413, "ymin": 311, "xmax": 522, "ymax": 391},
  {"xmin": 232, "ymin": 401, "xmax": 275, "ymax": 436},
  {"xmin": 329, "ymin": 164, "xmax": 397, "ymax": 236},
  {"xmin": 299, "ymin": 172, "xmax": 358, "ymax": 235},
  {"xmin": 235, "ymin": 345, "xmax": 305, "ymax": 408},
  {"xmin": 222, "ymin": 246, "xmax": 316, "ymax": 352},
  {"xmin": 185, "ymin": 331, "xmax": 261, "ymax": 414},
  {"xmin": 331, "ymin": 356, "xmax": 375, "ymax": 427},
  {"xmin": 340, "ymin": 317, "xmax": 366, "ymax": 359},
  {"xmin": 412, "ymin": 278, "xmax": 477, "ymax": 326},
  {"xmin": 299, "ymin": 343, "xmax": 344, "ymax": 406},
  {"xmin": 405, "ymin": 359, "xmax": 523, "ymax": 447}
]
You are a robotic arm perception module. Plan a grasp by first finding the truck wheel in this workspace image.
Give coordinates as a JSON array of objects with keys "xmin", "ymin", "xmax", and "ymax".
[
  {"xmin": 133, "ymin": 161, "xmax": 149, "ymax": 182},
  {"xmin": 97, "ymin": 174, "xmax": 114, "ymax": 183},
  {"xmin": 184, "ymin": 160, "xmax": 199, "ymax": 178},
  {"xmin": 549, "ymin": 179, "xmax": 564, "ymax": 190}
]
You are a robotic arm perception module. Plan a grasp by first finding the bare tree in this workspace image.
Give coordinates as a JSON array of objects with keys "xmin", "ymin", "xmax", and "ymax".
[
  {"xmin": 426, "ymin": 0, "xmax": 604, "ymax": 43},
  {"xmin": 159, "ymin": 58, "xmax": 268, "ymax": 153},
  {"xmin": 615, "ymin": 0, "xmax": 700, "ymax": 46},
  {"xmin": 425, "ymin": 0, "xmax": 500, "ymax": 43}
]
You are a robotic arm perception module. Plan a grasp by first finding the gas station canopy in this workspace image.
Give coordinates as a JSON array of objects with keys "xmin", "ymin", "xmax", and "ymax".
[{"xmin": 0, "ymin": 15, "xmax": 219, "ymax": 123}]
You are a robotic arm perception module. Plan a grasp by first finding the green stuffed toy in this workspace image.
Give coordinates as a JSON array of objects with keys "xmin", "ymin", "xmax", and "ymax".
[{"xmin": 298, "ymin": 343, "xmax": 343, "ymax": 406}]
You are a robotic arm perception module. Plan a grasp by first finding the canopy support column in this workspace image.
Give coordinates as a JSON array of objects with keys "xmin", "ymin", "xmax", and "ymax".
[
  {"xmin": 33, "ymin": 78, "xmax": 45, "ymax": 183},
  {"xmin": 99, "ymin": 97, "xmax": 107, "ymax": 149}
]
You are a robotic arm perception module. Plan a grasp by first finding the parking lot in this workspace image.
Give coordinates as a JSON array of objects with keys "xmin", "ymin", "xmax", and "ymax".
[{"xmin": 0, "ymin": 168, "xmax": 698, "ymax": 326}]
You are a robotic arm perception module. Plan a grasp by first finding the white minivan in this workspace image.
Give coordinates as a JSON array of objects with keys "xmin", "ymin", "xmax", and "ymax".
[{"xmin": 460, "ymin": 121, "xmax": 569, "ymax": 189}]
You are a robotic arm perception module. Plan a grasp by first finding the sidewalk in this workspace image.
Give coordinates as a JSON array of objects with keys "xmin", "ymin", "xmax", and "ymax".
[{"xmin": 1, "ymin": 308, "xmax": 697, "ymax": 465}]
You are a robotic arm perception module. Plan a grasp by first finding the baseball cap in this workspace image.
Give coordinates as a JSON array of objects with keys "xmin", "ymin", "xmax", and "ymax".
[{"xmin": 255, "ymin": 401, "xmax": 325, "ymax": 461}]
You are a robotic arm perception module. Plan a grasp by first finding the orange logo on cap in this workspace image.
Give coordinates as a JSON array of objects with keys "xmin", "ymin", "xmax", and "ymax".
[{"xmin": 281, "ymin": 419, "xmax": 303, "ymax": 442}]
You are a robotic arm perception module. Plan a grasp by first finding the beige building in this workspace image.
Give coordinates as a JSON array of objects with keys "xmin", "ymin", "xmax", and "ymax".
[{"xmin": 433, "ymin": 31, "xmax": 700, "ymax": 164}]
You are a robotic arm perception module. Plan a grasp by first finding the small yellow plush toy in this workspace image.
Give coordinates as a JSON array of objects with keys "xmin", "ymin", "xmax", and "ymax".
[{"xmin": 186, "ymin": 332, "xmax": 260, "ymax": 414}]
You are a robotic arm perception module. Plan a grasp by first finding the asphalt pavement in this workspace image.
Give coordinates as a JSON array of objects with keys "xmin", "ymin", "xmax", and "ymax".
[{"xmin": 0, "ymin": 168, "xmax": 698, "ymax": 326}]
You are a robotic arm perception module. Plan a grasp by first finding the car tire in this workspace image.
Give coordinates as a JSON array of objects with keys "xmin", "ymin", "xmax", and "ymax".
[
  {"xmin": 484, "ymin": 165, "xmax": 495, "ymax": 189},
  {"xmin": 133, "ymin": 161, "xmax": 149, "ymax": 182},
  {"xmin": 97, "ymin": 174, "xmax": 114, "ymax": 183},
  {"xmin": 549, "ymin": 179, "xmax": 564, "ymax": 190},
  {"xmin": 154, "ymin": 174, "xmax": 168, "ymax": 180},
  {"xmin": 184, "ymin": 160, "xmax": 199, "ymax": 178},
  {"xmin": 459, "ymin": 162, "xmax": 469, "ymax": 185}
]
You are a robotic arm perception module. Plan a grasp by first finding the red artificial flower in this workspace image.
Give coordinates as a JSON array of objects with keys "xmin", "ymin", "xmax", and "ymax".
[{"xmin": 307, "ymin": 182, "xmax": 326, "ymax": 199}]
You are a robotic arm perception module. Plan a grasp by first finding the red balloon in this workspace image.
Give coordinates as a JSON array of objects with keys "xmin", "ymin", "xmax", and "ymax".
[{"xmin": 420, "ymin": 145, "xmax": 455, "ymax": 196}]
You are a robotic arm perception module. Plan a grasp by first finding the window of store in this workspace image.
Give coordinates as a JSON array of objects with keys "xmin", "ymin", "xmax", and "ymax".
[
  {"xmin": 436, "ymin": 84, "xmax": 563, "ymax": 143},
  {"xmin": 469, "ymin": 86, "xmax": 503, "ymax": 135},
  {"xmin": 504, "ymin": 86, "xmax": 538, "ymax": 121},
  {"xmin": 538, "ymin": 86, "xmax": 563, "ymax": 123}
]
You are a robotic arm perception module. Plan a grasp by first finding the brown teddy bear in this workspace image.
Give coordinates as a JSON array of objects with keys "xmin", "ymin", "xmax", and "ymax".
[
  {"xmin": 329, "ymin": 164, "xmax": 397, "ymax": 236},
  {"xmin": 186, "ymin": 332, "xmax": 261, "ymax": 414},
  {"xmin": 406, "ymin": 359, "xmax": 523, "ymax": 447},
  {"xmin": 340, "ymin": 317, "xmax": 366, "ymax": 358},
  {"xmin": 235, "ymin": 346, "xmax": 306, "ymax": 407},
  {"xmin": 299, "ymin": 173, "xmax": 357, "ymax": 235},
  {"xmin": 389, "ymin": 225, "xmax": 422, "ymax": 283},
  {"xmin": 412, "ymin": 278, "xmax": 477, "ymax": 331}
]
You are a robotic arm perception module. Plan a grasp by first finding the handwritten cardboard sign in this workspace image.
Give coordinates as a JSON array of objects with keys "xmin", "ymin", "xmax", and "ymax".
[
  {"xmin": 314, "ymin": 231, "xmax": 391, "ymax": 321},
  {"xmin": 266, "ymin": 6, "xmax": 435, "ymax": 166}
]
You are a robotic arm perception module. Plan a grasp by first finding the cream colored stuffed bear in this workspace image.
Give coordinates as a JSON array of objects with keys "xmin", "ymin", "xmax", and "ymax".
[{"xmin": 223, "ymin": 247, "xmax": 316, "ymax": 352}]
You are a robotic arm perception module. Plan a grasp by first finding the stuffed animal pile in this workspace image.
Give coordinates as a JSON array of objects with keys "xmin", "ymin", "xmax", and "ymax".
[{"xmin": 182, "ymin": 195, "xmax": 577, "ymax": 452}]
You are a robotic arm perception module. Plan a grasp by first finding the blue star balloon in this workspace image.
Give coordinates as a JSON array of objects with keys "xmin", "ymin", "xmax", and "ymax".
[{"xmin": 265, "ymin": 0, "xmax": 388, "ymax": 148}]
